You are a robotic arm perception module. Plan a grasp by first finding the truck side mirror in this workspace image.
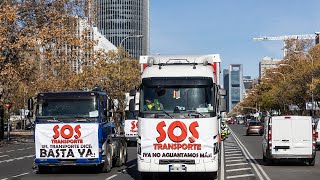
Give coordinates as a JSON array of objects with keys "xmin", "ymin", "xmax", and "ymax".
[
  {"xmin": 129, "ymin": 89, "xmax": 136, "ymax": 96},
  {"xmin": 129, "ymin": 99, "xmax": 135, "ymax": 112},
  {"xmin": 27, "ymin": 98, "xmax": 33, "ymax": 110},
  {"xmin": 219, "ymin": 99, "xmax": 227, "ymax": 112},
  {"xmin": 107, "ymin": 99, "xmax": 112, "ymax": 111},
  {"xmin": 104, "ymin": 111, "xmax": 112, "ymax": 118},
  {"xmin": 219, "ymin": 89, "xmax": 227, "ymax": 96}
]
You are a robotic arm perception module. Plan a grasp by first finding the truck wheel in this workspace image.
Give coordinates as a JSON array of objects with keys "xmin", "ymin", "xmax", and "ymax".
[
  {"xmin": 263, "ymin": 155, "xmax": 266, "ymax": 162},
  {"xmin": 101, "ymin": 144, "xmax": 112, "ymax": 172},
  {"xmin": 122, "ymin": 146, "xmax": 127, "ymax": 165},
  {"xmin": 115, "ymin": 146, "xmax": 124, "ymax": 167},
  {"xmin": 308, "ymin": 157, "xmax": 315, "ymax": 166}
]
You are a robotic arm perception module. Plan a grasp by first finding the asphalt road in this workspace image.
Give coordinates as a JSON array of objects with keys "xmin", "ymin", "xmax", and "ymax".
[
  {"xmin": 0, "ymin": 142, "xmax": 217, "ymax": 180},
  {"xmin": 3, "ymin": 124, "xmax": 319, "ymax": 180},
  {"xmin": 227, "ymin": 123, "xmax": 320, "ymax": 180}
]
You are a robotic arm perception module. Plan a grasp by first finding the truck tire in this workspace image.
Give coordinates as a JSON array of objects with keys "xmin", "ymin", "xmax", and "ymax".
[
  {"xmin": 263, "ymin": 155, "xmax": 266, "ymax": 162},
  {"xmin": 101, "ymin": 144, "xmax": 112, "ymax": 173},
  {"xmin": 122, "ymin": 145, "xmax": 127, "ymax": 165},
  {"xmin": 308, "ymin": 157, "xmax": 315, "ymax": 166},
  {"xmin": 114, "ymin": 146, "xmax": 124, "ymax": 167}
]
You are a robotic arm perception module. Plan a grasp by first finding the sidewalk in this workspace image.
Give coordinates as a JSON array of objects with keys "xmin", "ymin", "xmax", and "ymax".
[{"xmin": 1, "ymin": 129, "xmax": 34, "ymax": 144}]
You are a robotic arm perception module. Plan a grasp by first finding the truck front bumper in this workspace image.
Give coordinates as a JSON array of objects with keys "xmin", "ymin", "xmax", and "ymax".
[
  {"xmin": 35, "ymin": 158, "xmax": 102, "ymax": 166},
  {"xmin": 137, "ymin": 155, "xmax": 219, "ymax": 173}
]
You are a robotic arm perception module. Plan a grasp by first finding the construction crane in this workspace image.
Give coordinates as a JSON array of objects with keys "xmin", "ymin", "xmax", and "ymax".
[{"xmin": 254, "ymin": 33, "xmax": 320, "ymax": 57}]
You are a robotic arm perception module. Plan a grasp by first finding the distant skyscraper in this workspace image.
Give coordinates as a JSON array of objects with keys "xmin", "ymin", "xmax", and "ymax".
[
  {"xmin": 223, "ymin": 69, "xmax": 230, "ymax": 112},
  {"xmin": 96, "ymin": 0, "xmax": 149, "ymax": 60},
  {"xmin": 229, "ymin": 64, "xmax": 244, "ymax": 111}
]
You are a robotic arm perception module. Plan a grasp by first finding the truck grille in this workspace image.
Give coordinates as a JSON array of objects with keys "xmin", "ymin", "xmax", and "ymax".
[{"xmin": 159, "ymin": 159, "xmax": 195, "ymax": 164}]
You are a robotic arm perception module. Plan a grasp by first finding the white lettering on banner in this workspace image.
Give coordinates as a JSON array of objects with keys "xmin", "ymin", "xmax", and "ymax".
[
  {"xmin": 140, "ymin": 118, "xmax": 218, "ymax": 160},
  {"xmin": 35, "ymin": 123, "xmax": 99, "ymax": 159}
]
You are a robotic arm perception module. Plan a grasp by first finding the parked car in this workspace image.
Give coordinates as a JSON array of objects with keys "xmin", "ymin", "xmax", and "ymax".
[
  {"xmin": 262, "ymin": 116, "xmax": 316, "ymax": 166},
  {"xmin": 228, "ymin": 119, "xmax": 235, "ymax": 124},
  {"xmin": 246, "ymin": 121, "xmax": 263, "ymax": 136},
  {"xmin": 237, "ymin": 119, "xmax": 245, "ymax": 125}
]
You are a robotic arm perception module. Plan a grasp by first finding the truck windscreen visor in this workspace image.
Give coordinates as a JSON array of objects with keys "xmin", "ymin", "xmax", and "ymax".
[{"xmin": 142, "ymin": 77, "xmax": 213, "ymax": 87}]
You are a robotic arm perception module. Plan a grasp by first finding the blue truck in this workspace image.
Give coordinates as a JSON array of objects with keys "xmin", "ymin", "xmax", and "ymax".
[{"xmin": 28, "ymin": 90, "xmax": 127, "ymax": 173}]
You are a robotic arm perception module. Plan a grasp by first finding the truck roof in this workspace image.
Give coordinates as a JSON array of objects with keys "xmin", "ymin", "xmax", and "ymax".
[{"xmin": 140, "ymin": 54, "xmax": 220, "ymax": 65}]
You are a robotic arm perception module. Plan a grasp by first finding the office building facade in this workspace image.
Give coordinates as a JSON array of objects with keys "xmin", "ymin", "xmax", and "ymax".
[
  {"xmin": 96, "ymin": 0, "xmax": 149, "ymax": 60},
  {"xmin": 259, "ymin": 56, "xmax": 282, "ymax": 77},
  {"xmin": 223, "ymin": 69, "xmax": 230, "ymax": 112},
  {"xmin": 229, "ymin": 64, "xmax": 244, "ymax": 111}
]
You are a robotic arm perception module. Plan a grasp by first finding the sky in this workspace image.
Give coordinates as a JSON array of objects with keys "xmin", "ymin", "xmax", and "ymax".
[{"xmin": 149, "ymin": 0, "xmax": 320, "ymax": 78}]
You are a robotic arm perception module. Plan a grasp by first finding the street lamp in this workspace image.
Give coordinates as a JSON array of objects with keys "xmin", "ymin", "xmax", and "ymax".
[
  {"xmin": 117, "ymin": 35, "xmax": 143, "ymax": 91},
  {"xmin": 272, "ymin": 71, "xmax": 285, "ymax": 80},
  {"xmin": 119, "ymin": 35, "xmax": 144, "ymax": 48},
  {"xmin": 271, "ymin": 72, "xmax": 286, "ymax": 112},
  {"xmin": 293, "ymin": 50, "xmax": 315, "ymax": 116}
]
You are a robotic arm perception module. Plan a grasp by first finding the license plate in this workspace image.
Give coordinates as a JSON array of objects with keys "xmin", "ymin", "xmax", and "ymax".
[{"xmin": 169, "ymin": 164, "xmax": 187, "ymax": 172}]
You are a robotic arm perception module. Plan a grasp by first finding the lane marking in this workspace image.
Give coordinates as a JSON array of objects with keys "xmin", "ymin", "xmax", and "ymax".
[
  {"xmin": 17, "ymin": 148, "xmax": 25, "ymax": 151},
  {"xmin": 0, "ymin": 178, "xmax": 8, "ymax": 180},
  {"xmin": 225, "ymin": 151, "xmax": 241, "ymax": 154},
  {"xmin": 225, "ymin": 153, "xmax": 242, "ymax": 157},
  {"xmin": 6, "ymin": 150, "xmax": 14, "ymax": 153},
  {"xmin": 224, "ymin": 148, "xmax": 240, "ymax": 150},
  {"xmin": 225, "ymin": 157, "xmax": 245, "ymax": 160},
  {"xmin": 0, "ymin": 155, "xmax": 9, "ymax": 158},
  {"xmin": 220, "ymin": 140, "xmax": 225, "ymax": 180},
  {"xmin": 226, "ymin": 162, "xmax": 248, "ymax": 167},
  {"xmin": 26, "ymin": 147, "xmax": 33, "ymax": 149},
  {"xmin": 227, "ymin": 174, "xmax": 255, "ymax": 179},
  {"xmin": 226, "ymin": 167, "xmax": 251, "ymax": 172},
  {"xmin": 12, "ymin": 172, "xmax": 29, "ymax": 178},
  {"xmin": 0, "ymin": 155, "xmax": 34, "ymax": 164},
  {"xmin": 231, "ymin": 130, "xmax": 271, "ymax": 180},
  {"xmin": 105, "ymin": 174, "xmax": 118, "ymax": 180},
  {"xmin": 226, "ymin": 159, "xmax": 246, "ymax": 163}
]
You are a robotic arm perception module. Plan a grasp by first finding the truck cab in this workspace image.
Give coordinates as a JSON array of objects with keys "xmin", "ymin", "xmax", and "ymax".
[{"xmin": 30, "ymin": 90, "xmax": 127, "ymax": 173}]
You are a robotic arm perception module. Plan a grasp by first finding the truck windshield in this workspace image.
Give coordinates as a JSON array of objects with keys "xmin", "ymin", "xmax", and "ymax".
[
  {"xmin": 140, "ymin": 85, "xmax": 216, "ymax": 118},
  {"xmin": 36, "ymin": 95, "xmax": 98, "ymax": 120}
]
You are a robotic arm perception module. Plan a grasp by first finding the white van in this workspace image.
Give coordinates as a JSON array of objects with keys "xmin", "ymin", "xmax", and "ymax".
[
  {"xmin": 315, "ymin": 118, "xmax": 320, "ymax": 149},
  {"xmin": 262, "ymin": 116, "xmax": 317, "ymax": 166}
]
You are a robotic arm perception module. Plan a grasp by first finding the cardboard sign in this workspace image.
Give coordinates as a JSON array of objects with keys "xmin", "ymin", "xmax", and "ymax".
[
  {"xmin": 35, "ymin": 123, "xmax": 99, "ymax": 159},
  {"xmin": 140, "ymin": 118, "xmax": 218, "ymax": 159}
]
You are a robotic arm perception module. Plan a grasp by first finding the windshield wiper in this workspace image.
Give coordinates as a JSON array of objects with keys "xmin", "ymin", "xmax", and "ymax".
[
  {"xmin": 73, "ymin": 117, "xmax": 93, "ymax": 122},
  {"xmin": 187, "ymin": 110, "xmax": 206, "ymax": 118},
  {"xmin": 46, "ymin": 118, "xmax": 62, "ymax": 122},
  {"xmin": 157, "ymin": 110, "xmax": 173, "ymax": 118}
]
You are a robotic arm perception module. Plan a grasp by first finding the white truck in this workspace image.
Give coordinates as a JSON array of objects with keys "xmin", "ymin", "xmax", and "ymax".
[
  {"xmin": 129, "ymin": 54, "xmax": 226, "ymax": 179},
  {"xmin": 262, "ymin": 116, "xmax": 317, "ymax": 166},
  {"xmin": 124, "ymin": 92, "xmax": 139, "ymax": 144}
]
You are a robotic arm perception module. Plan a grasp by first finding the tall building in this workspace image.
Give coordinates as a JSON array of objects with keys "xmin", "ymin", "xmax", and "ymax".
[
  {"xmin": 229, "ymin": 64, "xmax": 244, "ymax": 111},
  {"xmin": 71, "ymin": 18, "xmax": 117, "ymax": 73},
  {"xmin": 96, "ymin": 0, "xmax": 150, "ymax": 60},
  {"xmin": 223, "ymin": 69, "xmax": 230, "ymax": 112},
  {"xmin": 259, "ymin": 56, "xmax": 282, "ymax": 77},
  {"xmin": 243, "ymin": 76, "xmax": 253, "ymax": 98}
]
